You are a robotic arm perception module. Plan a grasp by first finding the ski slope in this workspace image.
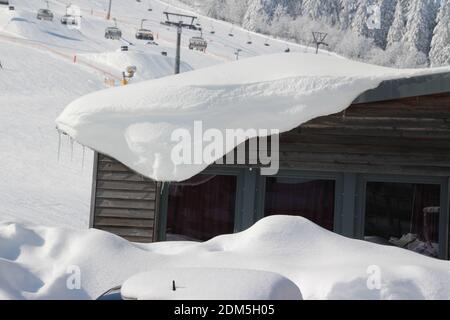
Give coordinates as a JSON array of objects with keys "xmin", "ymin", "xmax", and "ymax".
[{"xmin": 0, "ymin": 0, "xmax": 327, "ymax": 228}]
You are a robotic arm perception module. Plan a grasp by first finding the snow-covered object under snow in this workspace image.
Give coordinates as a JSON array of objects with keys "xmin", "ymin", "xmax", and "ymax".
[
  {"xmin": 56, "ymin": 53, "xmax": 450, "ymax": 182},
  {"xmin": 2, "ymin": 215, "xmax": 450, "ymax": 300},
  {"xmin": 121, "ymin": 268, "xmax": 302, "ymax": 300}
]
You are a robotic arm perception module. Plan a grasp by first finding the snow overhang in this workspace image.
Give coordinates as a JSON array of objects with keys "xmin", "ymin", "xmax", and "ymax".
[{"xmin": 56, "ymin": 53, "xmax": 450, "ymax": 182}]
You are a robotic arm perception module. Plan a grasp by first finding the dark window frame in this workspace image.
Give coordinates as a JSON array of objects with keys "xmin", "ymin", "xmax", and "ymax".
[
  {"xmin": 255, "ymin": 170, "xmax": 344, "ymax": 234},
  {"xmin": 355, "ymin": 174, "xmax": 450, "ymax": 259},
  {"xmin": 155, "ymin": 165, "xmax": 450, "ymax": 260},
  {"xmin": 157, "ymin": 166, "xmax": 245, "ymax": 241}
]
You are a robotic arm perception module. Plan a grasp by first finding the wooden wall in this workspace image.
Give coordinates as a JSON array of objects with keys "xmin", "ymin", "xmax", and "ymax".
[
  {"xmin": 90, "ymin": 153, "xmax": 160, "ymax": 242},
  {"xmin": 276, "ymin": 93, "xmax": 450, "ymax": 176}
]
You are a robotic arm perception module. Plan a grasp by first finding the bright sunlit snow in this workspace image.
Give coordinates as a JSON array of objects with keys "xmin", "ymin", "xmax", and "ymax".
[{"xmin": 1, "ymin": 216, "xmax": 450, "ymax": 300}]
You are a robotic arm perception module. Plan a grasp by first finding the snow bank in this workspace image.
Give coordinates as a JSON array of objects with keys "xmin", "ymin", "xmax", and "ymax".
[
  {"xmin": 56, "ymin": 53, "xmax": 450, "ymax": 182},
  {"xmin": 1, "ymin": 215, "xmax": 450, "ymax": 300},
  {"xmin": 121, "ymin": 268, "xmax": 302, "ymax": 300}
]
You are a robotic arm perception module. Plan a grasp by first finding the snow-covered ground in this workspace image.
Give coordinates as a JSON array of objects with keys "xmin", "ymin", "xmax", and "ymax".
[
  {"xmin": 1, "ymin": 216, "xmax": 450, "ymax": 300},
  {"xmin": 0, "ymin": 0, "xmax": 321, "ymax": 228}
]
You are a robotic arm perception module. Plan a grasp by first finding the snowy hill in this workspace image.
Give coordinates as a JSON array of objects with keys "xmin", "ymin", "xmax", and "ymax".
[{"xmin": 168, "ymin": 0, "xmax": 450, "ymax": 68}]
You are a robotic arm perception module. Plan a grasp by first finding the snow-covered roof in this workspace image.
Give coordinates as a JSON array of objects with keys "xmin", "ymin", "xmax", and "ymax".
[{"xmin": 56, "ymin": 53, "xmax": 450, "ymax": 182}]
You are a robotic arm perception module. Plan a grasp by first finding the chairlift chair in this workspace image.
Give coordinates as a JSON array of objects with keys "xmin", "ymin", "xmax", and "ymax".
[
  {"xmin": 105, "ymin": 18, "xmax": 122, "ymax": 40},
  {"xmin": 0, "ymin": 0, "xmax": 9, "ymax": 6},
  {"xmin": 136, "ymin": 29, "xmax": 153, "ymax": 40},
  {"xmin": 136, "ymin": 19, "xmax": 154, "ymax": 40},
  {"xmin": 105, "ymin": 26, "xmax": 122, "ymax": 39},
  {"xmin": 189, "ymin": 36, "xmax": 207, "ymax": 52},
  {"xmin": 61, "ymin": 3, "xmax": 79, "ymax": 25},
  {"xmin": 61, "ymin": 14, "xmax": 77, "ymax": 25},
  {"xmin": 228, "ymin": 25, "xmax": 234, "ymax": 37},
  {"xmin": 37, "ymin": 9, "xmax": 54, "ymax": 21}
]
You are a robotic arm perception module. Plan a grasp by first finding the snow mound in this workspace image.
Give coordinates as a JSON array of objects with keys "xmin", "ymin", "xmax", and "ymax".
[
  {"xmin": 80, "ymin": 51, "xmax": 193, "ymax": 81},
  {"xmin": 1, "ymin": 215, "xmax": 450, "ymax": 300},
  {"xmin": 56, "ymin": 53, "xmax": 450, "ymax": 182},
  {"xmin": 121, "ymin": 268, "xmax": 302, "ymax": 300}
]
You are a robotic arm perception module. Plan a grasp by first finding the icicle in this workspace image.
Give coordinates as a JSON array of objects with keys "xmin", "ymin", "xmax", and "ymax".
[
  {"xmin": 81, "ymin": 145, "xmax": 86, "ymax": 172},
  {"xmin": 70, "ymin": 137, "xmax": 74, "ymax": 162},
  {"xmin": 57, "ymin": 130, "xmax": 62, "ymax": 163}
]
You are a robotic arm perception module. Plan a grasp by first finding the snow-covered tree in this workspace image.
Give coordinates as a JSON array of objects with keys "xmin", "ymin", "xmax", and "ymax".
[
  {"xmin": 375, "ymin": 0, "xmax": 397, "ymax": 48},
  {"xmin": 351, "ymin": 0, "xmax": 372, "ymax": 38},
  {"xmin": 302, "ymin": 0, "xmax": 341, "ymax": 25},
  {"xmin": 430, "ymin": 0, "xmax": 450, "ymax": 66},
  {"xmin": 386, "ymin": 0, "xmax": 407, "ymax": 47},
  {"xmin": 242, "ymin": 0, "xmax": 270, "ymax": 31},
  {"xmin": 339, "ymin": 0, "xmax": 360, "ymax": 29},
  {"xmin": 403, "ymin": 0, "xmax": 438, "ymax": 54}
]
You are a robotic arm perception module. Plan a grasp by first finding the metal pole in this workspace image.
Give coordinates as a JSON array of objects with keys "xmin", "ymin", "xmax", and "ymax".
[
  {"xmin": 106, "ymin": 0, "xmax": 112, "ymax": 20},
  {"xmin": 175, "ymin": 23, "xmax": 182, "ymax": 74}
]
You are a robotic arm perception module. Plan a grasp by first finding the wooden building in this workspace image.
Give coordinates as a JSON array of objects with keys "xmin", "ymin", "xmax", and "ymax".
[{"xmin": 89, "ymin": 72, "xmax": 450, "ymax": 260}]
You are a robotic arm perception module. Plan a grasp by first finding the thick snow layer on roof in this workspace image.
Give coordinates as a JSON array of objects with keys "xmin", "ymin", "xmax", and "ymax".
[
  {"xmin": 1, "ymin": 215, "xmax": 450, "ymax": 300},
  {"xmin": 56, "ymin": 53, "xmax": 450, "ymax": 181}
]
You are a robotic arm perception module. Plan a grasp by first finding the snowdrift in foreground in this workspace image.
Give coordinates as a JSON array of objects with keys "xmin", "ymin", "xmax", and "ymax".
[
  {"xmin": 56, "ymin": 53, "xmax": 450, "ymax": 182},
  {"xmin": 1, "ymin": 215, "xmax": 450, "ymax": 300}
]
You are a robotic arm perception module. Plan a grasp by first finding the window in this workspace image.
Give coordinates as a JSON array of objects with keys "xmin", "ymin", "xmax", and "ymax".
[
  {"xmin": 166, "ymin": 174, "xmax": 237, "ymax": 241},
  {"xmin": 264, "ymin": 177, "xmax": 335, "ymax": 231},
  {"xmin": 364, "ymin": 182, "xmax": 441, "ymax": 258}
]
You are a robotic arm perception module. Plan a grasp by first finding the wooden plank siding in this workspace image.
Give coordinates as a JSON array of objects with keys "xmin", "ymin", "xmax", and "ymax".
[
  {"xmin": 92, "ymin": 153, "xmax": 160, "ymax": 243},
  {"xmin": 238, "ymin": 93, "xmax": 450, "ymax": 176}
]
